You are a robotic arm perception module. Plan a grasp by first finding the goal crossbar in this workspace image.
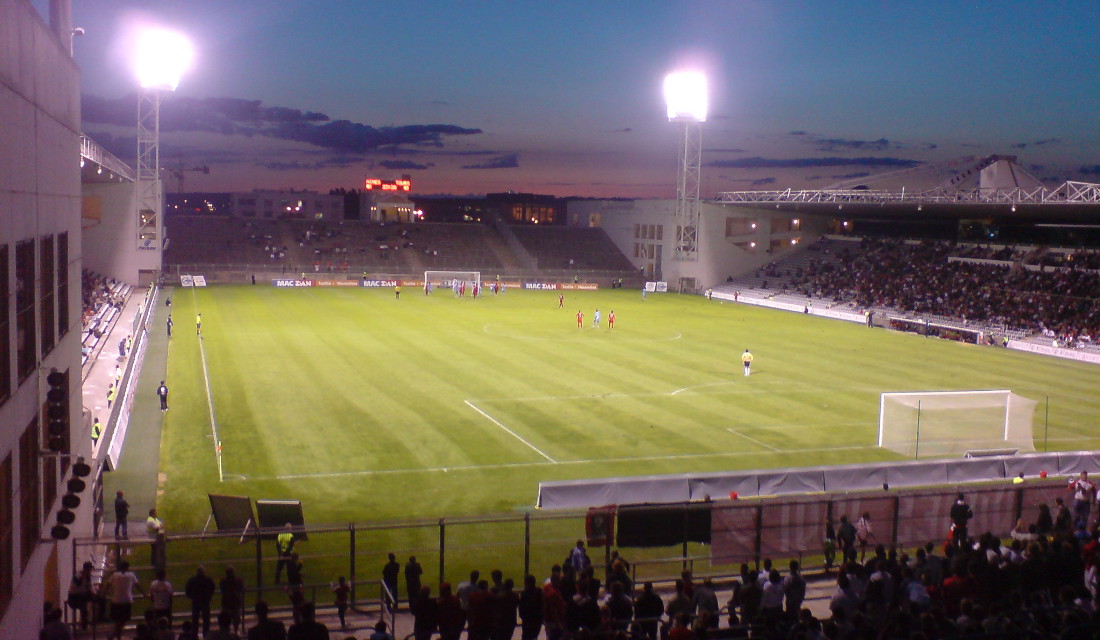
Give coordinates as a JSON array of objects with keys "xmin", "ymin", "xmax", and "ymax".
[{"xmin": 878, "ymin": 389, "xmax": 1037, "ymax": 458}]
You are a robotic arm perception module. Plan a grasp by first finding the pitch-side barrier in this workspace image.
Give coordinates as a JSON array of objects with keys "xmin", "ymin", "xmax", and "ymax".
[{"xmin": 536, "ymin": 450, "xmax": 1100, "ymax": 510}]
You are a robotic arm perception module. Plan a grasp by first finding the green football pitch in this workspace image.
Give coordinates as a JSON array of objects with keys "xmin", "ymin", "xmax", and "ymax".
[{"xmin": 157, "ymin": 285, "xmax": 1100, "ymax": 530}]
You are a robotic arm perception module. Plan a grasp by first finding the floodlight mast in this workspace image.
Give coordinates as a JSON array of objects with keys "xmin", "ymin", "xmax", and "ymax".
[
  {"xmin": 665, "ymin": 71, "xmax": 707, "ymax": 262},
  {"xmin": 135, "ymin": 28, "xmax": 192, "ymax": 258}
]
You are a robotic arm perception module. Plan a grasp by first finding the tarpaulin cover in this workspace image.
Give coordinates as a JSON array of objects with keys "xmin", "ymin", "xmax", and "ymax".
[
  {"xmin": 758, "ymin": 499, "xmax": 828, "ymax": 558},
  {"xmin": 536, "ymin": 452, "xmax": 1099, "ymax": 511},
  {"xmin": 616, "ymin": 503, "xmax": 712, "ymax": 547},
  {"xmin": 757, "ymin": 470, "xmax": 827, "ymax": 496},
  {"xmin": 711, "ymin": 504, "xmax": 758, "ymax": 566}
]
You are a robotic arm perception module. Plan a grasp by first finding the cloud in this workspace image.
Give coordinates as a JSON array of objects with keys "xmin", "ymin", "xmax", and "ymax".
[
  {"xmin": 256, "ymin": 155, "xmax": 364, "ymax": 171},
  {"xmin": 1010, "ymin": 138, "xmax": 1062, "ymax": 149},
  {"xmin": 462, "ymin": 154, "xmax": 519, "ymax": 170},
  {"xmin": 705, "ymin": 156, "xmax": 922, "ymax": 169},
  {"xmin": 830, "ymin": 172, "xmax": 872, "ymax": 179},
  {"xmin": 751, "ymin": 177, "xmax": 777, "ymax": 187},
  {"xmin": 1080, "ymin": 165, "xmax": 1100, "ymax": 176},
  {"xmin": 814, "ymin": 137, "xmax": 890, "ymax": 151},
  {"xmin": 81, "ymin": 94, "xmax": 482, "ymax": 154},
  {"xmin": 789, "ymin": 131, "xmax": 808, "ymax": 136},
  {"xmin": 429, "ymin": 100, "xmax": 450, "ymax": 106},
  {"xmin": 611, "ymin": 128, "xmax": 633, "ymax": 133},
  {"xmin": 705, "ymin": 147, "xmax": 746, "ymax": 153},
  {"xmin": 379, "ymin": 160, "xmax": 433, "ymax": 170}
]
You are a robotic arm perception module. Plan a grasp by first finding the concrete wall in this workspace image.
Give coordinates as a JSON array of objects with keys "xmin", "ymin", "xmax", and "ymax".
[
  {"xmin": 83, "ymin": 179, "xmax": 163, "ymax": 285},
  {"xmin": 567, "ymin": 199, "xmax": 829, "ymax": 291},
  {"xmin": 0, "ymin": 0, "xmax": 86, "ymax": 633}
]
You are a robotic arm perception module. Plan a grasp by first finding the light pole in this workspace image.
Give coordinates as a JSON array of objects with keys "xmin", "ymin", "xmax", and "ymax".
[
  {"xmin": 664, "ymin": 71, "xmax": 707, "ymax": 262},
  {"xmin": 134, "ymin": 27, "xmax": 192, "ymax": 257}
]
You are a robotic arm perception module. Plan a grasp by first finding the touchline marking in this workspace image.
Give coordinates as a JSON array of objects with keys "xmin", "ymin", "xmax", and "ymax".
[
  {"xmin": 247, "ymin": 443, "xmax": 877, "ymax": 481},
  {"xmin": 726, "ymin": 427, "xmax": 781, "ymax": 451},
  {"xmin": 464, "ymin": 400, "xmax": 558, "ymax": 463},
  {"xmin": 191, "ymin": 287, "xmax": 224, "ymax": 481}
]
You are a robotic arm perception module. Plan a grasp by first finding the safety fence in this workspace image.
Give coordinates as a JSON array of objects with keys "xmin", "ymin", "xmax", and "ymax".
[{"xmin": 71, "ymin": 478, "xmax": 1076, "ymax": 621}]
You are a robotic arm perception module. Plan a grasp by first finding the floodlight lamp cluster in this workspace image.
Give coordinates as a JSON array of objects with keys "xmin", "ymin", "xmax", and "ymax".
[
  {"xmin": 134, "ymin": 27, "xmax": 194, "ymax": 91},
  {"xmin": 664, "ymin": 71, "xmax": 708, "ymax": 123}
]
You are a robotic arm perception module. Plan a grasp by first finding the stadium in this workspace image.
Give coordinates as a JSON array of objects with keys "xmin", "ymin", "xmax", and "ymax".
[{"xmin": 5, "ymin": 1, "xmax": 1100, "ymax": 638}]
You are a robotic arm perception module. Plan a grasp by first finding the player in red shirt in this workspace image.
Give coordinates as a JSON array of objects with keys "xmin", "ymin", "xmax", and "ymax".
[
  {"xmin": 576, "ymin": 310, "xmax": 584, "ymax": 328},
  {"xmin": 558, "ymin": 293, "xmax": 564, "ymax": 308},
  {"xmin": 608, "ymin": 310, "xmax": 615, "ymax": 328}
]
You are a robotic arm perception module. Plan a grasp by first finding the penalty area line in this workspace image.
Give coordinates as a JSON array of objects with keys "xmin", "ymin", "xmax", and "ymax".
[
  {"xmin": 248, "ymin": 443, "xmax": 879, "ymax": 482},
  {"xmin": 464, "ymin": 399, "xmax": 558, "ymax": 463},
  {"xmin": 726, "ymin": 427, "xmax": 781, "ymax": 452}
]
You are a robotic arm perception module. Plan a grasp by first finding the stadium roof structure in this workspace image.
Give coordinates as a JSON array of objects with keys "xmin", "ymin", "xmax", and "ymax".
[{"xmin": 713, "ymin": 155, "xmax": 1100, "ymax": 222}]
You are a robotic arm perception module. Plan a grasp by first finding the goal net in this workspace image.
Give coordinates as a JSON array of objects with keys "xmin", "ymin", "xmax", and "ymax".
[
  {"xmin": 424, "ymin": 270, "xmax": 481, "ymax": 290},
  {"xmin": 878, "ymin": 390, "xmax": 1037, "ymax": 458}
]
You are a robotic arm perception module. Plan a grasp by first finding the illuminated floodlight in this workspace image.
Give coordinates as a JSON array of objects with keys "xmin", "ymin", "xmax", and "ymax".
[
  {"xmin": 664, "ymin": 71, "xmax": 708, "ymax": 122},
  {"xmin": 134, "ymin": 27, "xmax": 193, "ymax": 91}
]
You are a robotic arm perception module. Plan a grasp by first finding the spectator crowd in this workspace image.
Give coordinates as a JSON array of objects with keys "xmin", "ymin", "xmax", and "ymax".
[{"xmin": 787, "ymin": 238, "xmax": 1100, "ymax": 344}]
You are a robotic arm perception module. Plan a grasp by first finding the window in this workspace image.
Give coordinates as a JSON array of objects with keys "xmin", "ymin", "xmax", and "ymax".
[
  {"xmin": 0, "ymin": 244, "xmax": 9, "ymax": 403},
  {"xmin": 39, "ymin": 235, "xmax": 55, "ymax": 354},
  {"xmin": 0, "ymin": 455, "xmax": 11, "ymax": 615},
  {"xmin": 15, "ymin": 240, "xmax": 35, "ymax": 382},
  {"xmin": 656, "ymin": 226, "xmax": 663, "ymax": 241},
  {"xmin": 57, "ymin": 233, "xmax": 68, "ymax": 339},
  {"xmin": 18, "ymin": 420, "xmax": 40, "ymax": 571},
  {"xmin": 633, "ymin": 224, "xmax": 640, "ymax": 239}
]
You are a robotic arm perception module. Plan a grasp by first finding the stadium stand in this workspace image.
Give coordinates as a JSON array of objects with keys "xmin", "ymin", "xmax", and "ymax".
[
  {"xmin": 80, "ymin": 270, "xmax": 131, "ymax": 366},
  {"xmin": 714, "ymin": 236, "xmax": 1100, "ymax": 351},
  {"xmin": 163, "ymin": 215, "xmax": 639, "ymax": 280},
  {"xmin": 510, "ymin": 226, "xmax": 638, "ymax": 271}
]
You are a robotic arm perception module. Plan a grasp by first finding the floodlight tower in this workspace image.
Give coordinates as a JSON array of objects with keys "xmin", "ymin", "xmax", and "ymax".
[
  {"xmin": 664, "ymin": 71, "xmax": 707, "ymax": 262},
  {"xmin": 134, "ymin": 27, "xmax": 192, "ymax": 256}
]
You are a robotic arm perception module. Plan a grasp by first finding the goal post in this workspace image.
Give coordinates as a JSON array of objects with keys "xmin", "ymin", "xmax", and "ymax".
[
  {"xmin": 878, "ymin": 390, "xmax": 1038, "ymax": 458},
  {"xmin": 424, "ymin": 270, "xmax": 481, "ymax": 289}
]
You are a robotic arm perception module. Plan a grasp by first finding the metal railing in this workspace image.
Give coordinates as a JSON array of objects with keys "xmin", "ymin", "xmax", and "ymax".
[
  {"xmin": 713, "ymin": 180, "xmax": 1100, "ymax": 206},
  {"xmin": 80, "ymin": 135, "xmax": 135, "ymax": 182}
]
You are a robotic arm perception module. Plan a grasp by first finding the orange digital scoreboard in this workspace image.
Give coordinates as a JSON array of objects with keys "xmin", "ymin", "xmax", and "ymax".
[{"xmin": 364, "ymin": 178, "xmax": 412, "ymax": 192}]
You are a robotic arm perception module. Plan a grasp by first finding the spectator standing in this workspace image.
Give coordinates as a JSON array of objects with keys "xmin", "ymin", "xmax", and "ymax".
[
  {"xmin": 220, "ymin": 566, "xmax": 246, "ymax": 635},
  {"xmin": 568, "ymin": 540, "xmax": 589, "ymax": 574},
  {"xmin": 493, "ymin": 578, "xmax": 520, "ymax": 640},
  {"xmin": 382, "ymin": 552, "xmax": 400, "ymax": 611},
  {"xmin": 412, "ymin": 585, "xmax": 438, "ymax": 640},
  {"xmin": 837, "ymin": 515, "xmax": 857, "ymax": 564},
  {"xmin": 517, "ymin": 575, "xmax": 543, "ymax": 640},
  {"xmin": 332, "ymin": 576, "xmax": 350, "ymax": 631},
  {"xmin": 784, "ymin": 560, "xmax": 807, "ymax": 617},
  {"xmin": 436, "ymin": 583, "xmax": 465, "ymax": 640},
  {"xmin": 950, "ymin": 493, "xmax": 974, "ymax": 546},
  {"xmin": 541, "ymin": 576, "xmax": 567, "ymax": 640},
  {"xmin": 66, "ymin": 561, "xmax": 96, "ymax": 630},
  {"xmin": 185, "ymin": 565, "xmax": 217, "ymax": 638},
  {"xmin": 106, "ymin": 561, "xmax": 144, "ymax": 640},
  {"xmin": 634, "ymin": 582, "xmax": 664, "ymax": 640},
  {"xmin": 693, "ymin": 578, "xmax": 718, "ymax": 628},
  {"xmin": 405, "ymin": 555, "xmax": 423, "ymax": 605},
  {"xmin": 149, "ymin": 569, "xmax": 174, "ymax": 625},
  {"xmin": 823, "ymin": 517, "xmax": 837, "ymax": 572},
  {"xmin": 247, "ymin": 600, "xmax": 286, "ymax": 640},
  {"xmin": 283, "ymin": 602, "xmax": 325, "ymax": 640},
  {"xmin": 456, "ymin": 569, "xmax": 479, "ymax": 612},
  {"xmin": 855, "ymin": 512, "xmax": 875, "ymax": 562},
  {"xmin": 1069, "ymin": 471, "xmax": 1096, "ymax": 525}
]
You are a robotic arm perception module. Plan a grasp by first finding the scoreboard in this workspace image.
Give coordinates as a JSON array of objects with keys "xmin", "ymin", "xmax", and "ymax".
[{"xmin": 364, "ymin": 177, "xmax": 412, "ymax": 192}]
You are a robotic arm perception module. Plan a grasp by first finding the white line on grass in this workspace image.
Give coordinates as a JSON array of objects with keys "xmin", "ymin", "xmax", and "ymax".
[
  {"xmin": 725, "ymin": 427, "xmax": 781, "ymax": 451},
  {"xmin": 191, "ymin": 287, "xmax": 224, "ymax": 482},
  {"xmin": 248, "ymin": 442, "xmax": 877, "ymax": 481},
  {"xmin": 464, "ymin": 399, "xmax": 558, "ymax": 463}
]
